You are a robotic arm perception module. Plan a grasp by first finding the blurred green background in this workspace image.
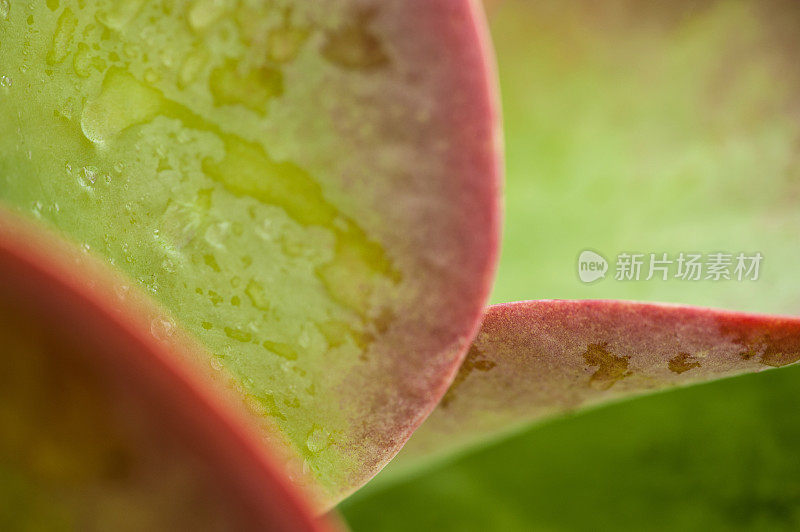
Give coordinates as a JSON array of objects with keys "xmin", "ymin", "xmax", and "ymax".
[{"xmin": 341, "ymin": 1, "xmax": 800, "ymax": 529}]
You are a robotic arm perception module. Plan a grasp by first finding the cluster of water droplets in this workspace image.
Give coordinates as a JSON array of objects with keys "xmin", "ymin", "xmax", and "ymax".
[{"xmin": 0, "ymin": 0, "xmax": 409, "ymax": 491}]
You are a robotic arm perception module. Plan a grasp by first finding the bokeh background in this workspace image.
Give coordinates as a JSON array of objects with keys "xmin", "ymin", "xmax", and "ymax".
[{"xmin": 341, "ymin": 1, "xmax": 800, "ymax": 529}]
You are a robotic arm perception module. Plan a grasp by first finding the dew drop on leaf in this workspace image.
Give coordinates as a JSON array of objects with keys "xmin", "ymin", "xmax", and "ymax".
[
  {"xmin": 306, "ymin": 426, "xmax": 330, "ymax": 455},
  {"xmin": 150, "ymin": 316, "xmax": 175, "ymax": 341},
  {"xmin": 78, "ymin": 166, "xmax": 98, "ymax": 188},
  {"xmin": 114, "ymin": 284, "xmax": 130, "ymax": 301}
]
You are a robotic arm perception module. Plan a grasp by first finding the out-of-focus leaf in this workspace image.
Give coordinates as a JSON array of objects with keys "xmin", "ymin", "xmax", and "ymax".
[
  {"xmin": 490, "ymin": 0, "xmax": 800, "ymax": 313},
  {"xmin": 0, "ymin": 210, "xmax": 336, "ymax": 531},
  {"xmin": 342, "ymin": 362, "xmax": 800, "ymax": 531}
]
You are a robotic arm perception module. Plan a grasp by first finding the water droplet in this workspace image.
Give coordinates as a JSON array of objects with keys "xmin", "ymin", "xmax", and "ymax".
[
  {"xmin": 114, "ymin": 161, "xmax": 125, "ymax": 173},
  {"xmin": 80, "ymin": 69, "xmax": 163, "ymax": 144},
  {"xmin": 298, "ymin": 328, "xmax": 311, "ymax": 349},
  {"xmin": 114, "ymin": 284, "xmax": 130, "ymax": 301},
  {"xmin": 78, "ymin": 166, "xmax": 98, "ymax": 188},
  {"xmin": 97, "ymin": 0, "xmax": 144, "ymax": 31},
  {"xmin": 305, "ymin": 426, "xmax": 330, "ymax": 454},
  {"xmin": 144, "ymin": 68, "xmax": 160, "ymax": 84},
  {"xmin": 72, "ymin": 43, "xmax": 92, "ymax": 77},
  {"xmin": 286, "ymin": 456, "xmax": 309, "ymax": 486},
  {"xmin": 47, "ymin": 8, "xmax": 78, "ymax": 65},
  {"xmin": 150, "ymin": 317, "xmax": 176, "ymax": 341},
  {"xmin": 210, "ymin": 356, "xmax": 224, "ymax": 371},
  {"xmin": 0, "ymin": 76, "xmax": 12, "ymax": 88},
  {"xmin": 188, "ymin": 0, "xmax": 227, "ymax": 32},
  {"xmin": 204, "ymin": 222, "xmax": 230, "ymax": 249},
  {"xmin": 0, "ymin": 0, "xmax": 10, "ymax": 20},
  {"xmin": 178, "ymin": 50, "xmax": 207, "ymax": 89}
]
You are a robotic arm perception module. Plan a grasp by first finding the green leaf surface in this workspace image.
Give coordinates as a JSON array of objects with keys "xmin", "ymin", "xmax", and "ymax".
[{"xmin": 0, "ymin": 0, "xmax": 501, "ymax": 505}]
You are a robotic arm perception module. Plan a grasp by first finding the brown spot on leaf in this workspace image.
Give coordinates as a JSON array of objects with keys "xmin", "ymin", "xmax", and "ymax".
[
  {"xmin": 373, "ymin": 306, "xmax": 395, "ymax": 335},
  {"xmin": 668, "ymin": 352, "xmax": 701, "ymax": 374},
  {"xmin": 738, "ymin": 346, "xmax": 758, "ymax": 360},
  {"xmin": 441, "ymin": 345, "xmax": 496, "ymax": 408},
  {"xmin": 761, "ymin": 334, "xmax": 800, "ymax": 367},
  {"xmin": 321, "ymin": 9, "xmax": 389, "ymax": 70},
  {"xmin": 719, "ymin": 320, "xmax": 800, "ymax": 368},
  {"xmin": 718, "ymin": 321, "xmax": 761, "ymax": 361},
  {"xmin": 582, "ymin": 342, "xmax": 630, "ymax": 390},
  {"xmin": 209, "ymin": 60, "xmax": 283, "ymax": 114},
  {"xmin": 267, "ymin": 24, "xmax": 310, "ymax": 64}
]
